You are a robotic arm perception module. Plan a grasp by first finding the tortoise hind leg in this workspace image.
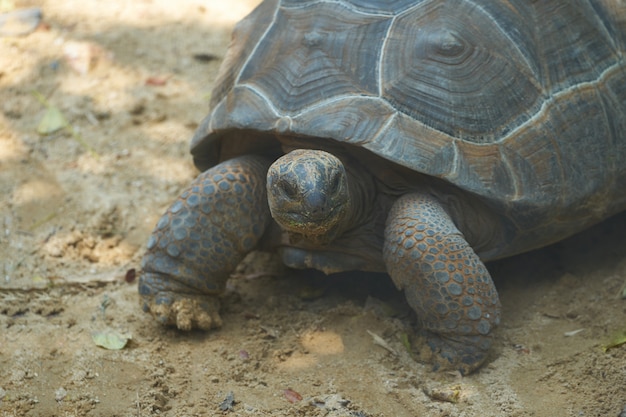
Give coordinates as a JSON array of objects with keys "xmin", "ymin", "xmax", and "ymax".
[
  {"xmin": 139, "ymin": 155, "xmax": 272, "ymax": 331},
  {"xmin": 383, "ymin": 193, "xmax": 501, "ymax": 374}
]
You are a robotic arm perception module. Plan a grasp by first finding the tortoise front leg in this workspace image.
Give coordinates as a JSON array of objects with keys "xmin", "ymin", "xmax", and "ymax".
[
  {"xmin": 383, "ymin": 193, "xmax": 501, "ymax": 374},
  {"xmin": 139, "ymin": 155, "xmax": 272, "ymax": 331}
]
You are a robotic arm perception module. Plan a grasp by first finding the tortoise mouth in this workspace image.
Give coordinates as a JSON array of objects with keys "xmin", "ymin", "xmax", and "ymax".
[{"xmin": 275, "ymin": 203, "xmax": 346, "ymax": 236}]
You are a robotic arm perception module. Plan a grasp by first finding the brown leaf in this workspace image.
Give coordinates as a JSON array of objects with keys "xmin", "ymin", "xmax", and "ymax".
[
  {"xmin": 145, "ymin": 76, "xmax": 171, "ymax": 86},
  {"xmin": 283, "ymin": 388, "xmax": 302, "ymax": 403}
]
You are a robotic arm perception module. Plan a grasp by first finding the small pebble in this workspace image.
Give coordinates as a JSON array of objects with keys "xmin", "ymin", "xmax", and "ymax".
[
  {"xmin": 125, "ymin": 268, "xmax": 136, "ymax": 283},
  {"xmin": 0, "ymin": 8, "xmax": 42, "ymax": 37},
  {"xmin": 219, "ymin": 391, "xmax": 235, "ymax": 411},
  {"xmin": 55, "ymin": 387, "xmax": 67, "ymax": 402}
]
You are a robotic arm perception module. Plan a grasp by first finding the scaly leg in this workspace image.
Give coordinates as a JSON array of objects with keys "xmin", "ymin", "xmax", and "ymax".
[
  {"xmin": 383, "ymin": 193, "xmax": 501, "ymax": 374},
  {"xmin": 139, "ymin": 155, "xmax": 271, "ymax": 330}
]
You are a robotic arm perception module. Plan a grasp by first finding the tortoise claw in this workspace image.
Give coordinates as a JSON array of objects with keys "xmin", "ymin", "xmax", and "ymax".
[
  {"xmin": 141, "ymin": 289, "xmax": 222, "ymax": 331},
  {"xmin": 420, "ymin": 330, "xmax": 493, "ymax": 375}
]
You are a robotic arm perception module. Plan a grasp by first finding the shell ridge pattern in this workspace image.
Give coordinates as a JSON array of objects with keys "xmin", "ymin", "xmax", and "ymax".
[
  {"xmin": 374, "ymin": 112, "xmax": 399, "ymax": 146},
  {"xmin": 282, "ymin": 0, "xmax": 390, "ymax": 16},
  {"xmin": 449, "ymin": 138, "xmax": 460, "ymax": 179},
  {"xmin": 592, "ymin": 1, "xmax": 626, "ymax": 55},
  {"xmin": 207, "ymin": 100, "xmax": 216, "ymax": 133},
  {"xmin": 379, "ymin": 0, "xmax": 548, "ymax": 141},
  {"xmin": 584, "ymin": 0, "xmax": 621, "ymax": 57},
  {"xmin": 545, "ymin": 133, "xmax": 566, "ymax": 210},
  {"xmin": 238, "ymin": 84, "xmax": 284, "ymax": 118},
  {"xmin": 336, "ymin": 111, "xmax": 399, "ymax": 148},
  {"xmin": 377, "ymin": 14, "xmax": 398, "ymax": 97},
  {"xmin": 233, "ymin": 2, "xmax": 281, "ymax": 86},
  {"xmin": 497, "ymin": 148, "xmax": 521, "ymax": 201},
  {"xmin": 594, "ymin": 74, "xmax": 620, "ymax": 187},
  {"xmin": 465, "ymin": 0, "xmax": 538, "ymax": 77},
  {"xmin": 280, "ymin": 0, "xmax": 423, "ymax": 16},
  {"xmin": 497, "ymin": 61, "xmax": 624, "ymax": 146},
  {"xmin": 234, "ymin": 2, "xmax": 397, "ymax": 117},
  {"xmin": 377, "ymin": 2, "xmax": 426, "ymax": 97},
  {"xmin": 289, "ymin": 94, "xmax": 391, "ymax": 119}
]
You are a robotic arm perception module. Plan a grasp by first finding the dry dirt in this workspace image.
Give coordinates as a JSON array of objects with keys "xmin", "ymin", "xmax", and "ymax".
[{"xmin": 1, "ymin": 1, "xmax": 626, "ymax": 416}]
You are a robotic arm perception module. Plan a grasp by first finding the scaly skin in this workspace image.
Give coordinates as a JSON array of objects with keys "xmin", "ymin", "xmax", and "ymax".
[
  {"xmin": 139, "ymin": 155, "xmax": 272, "ymax": 330},
  {"xmin": 384, "ymin": 193, "xmax": 501, "ymax": 374}
]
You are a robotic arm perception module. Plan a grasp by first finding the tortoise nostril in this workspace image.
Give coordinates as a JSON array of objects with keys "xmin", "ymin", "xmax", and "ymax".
[{"xmin": 304, "ymin": 191, "xmax": 327, "ymax": 214}]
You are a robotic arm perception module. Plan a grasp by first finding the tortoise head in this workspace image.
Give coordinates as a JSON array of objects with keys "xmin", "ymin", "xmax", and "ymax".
[{"xmin": 267, "ymin": 149, "xmax": 351, "ymax": 240}]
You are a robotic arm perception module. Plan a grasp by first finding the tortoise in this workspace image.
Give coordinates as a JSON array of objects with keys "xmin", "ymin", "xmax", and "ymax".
[{"xmin": 139, "ymin": 0, "xmax": 626, "ymax": 374}]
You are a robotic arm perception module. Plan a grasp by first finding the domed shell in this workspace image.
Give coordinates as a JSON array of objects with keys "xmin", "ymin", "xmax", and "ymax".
[{"xmin": 191, "ymin": 0, "xmax": 626, "ymax": 253}]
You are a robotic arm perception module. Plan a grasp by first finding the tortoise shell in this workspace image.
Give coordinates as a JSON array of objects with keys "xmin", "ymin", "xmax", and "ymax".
[{"xmin": 190, "ymin": 0, "xmax": 626, "ymax": 258}]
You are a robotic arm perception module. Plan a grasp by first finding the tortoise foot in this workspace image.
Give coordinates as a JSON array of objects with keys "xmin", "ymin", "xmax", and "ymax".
[
  {"xmin": 139, "ymin": 274, "xmax": 222, "ymax": 331},
  {"xmin": 421, "ymin": 330, "xmax": 492, "ymax": 375}
]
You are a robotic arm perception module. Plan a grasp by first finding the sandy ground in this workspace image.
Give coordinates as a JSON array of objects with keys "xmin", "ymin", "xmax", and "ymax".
[{"xmin": 1, "ymin": 1, "xmax": 626, "ymax": 416}]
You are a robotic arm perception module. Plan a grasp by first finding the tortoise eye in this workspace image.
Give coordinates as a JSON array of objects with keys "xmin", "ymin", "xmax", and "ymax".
[{"xmin": 279, "ymin": 179, "xmax": 299, "ymax": 199}]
